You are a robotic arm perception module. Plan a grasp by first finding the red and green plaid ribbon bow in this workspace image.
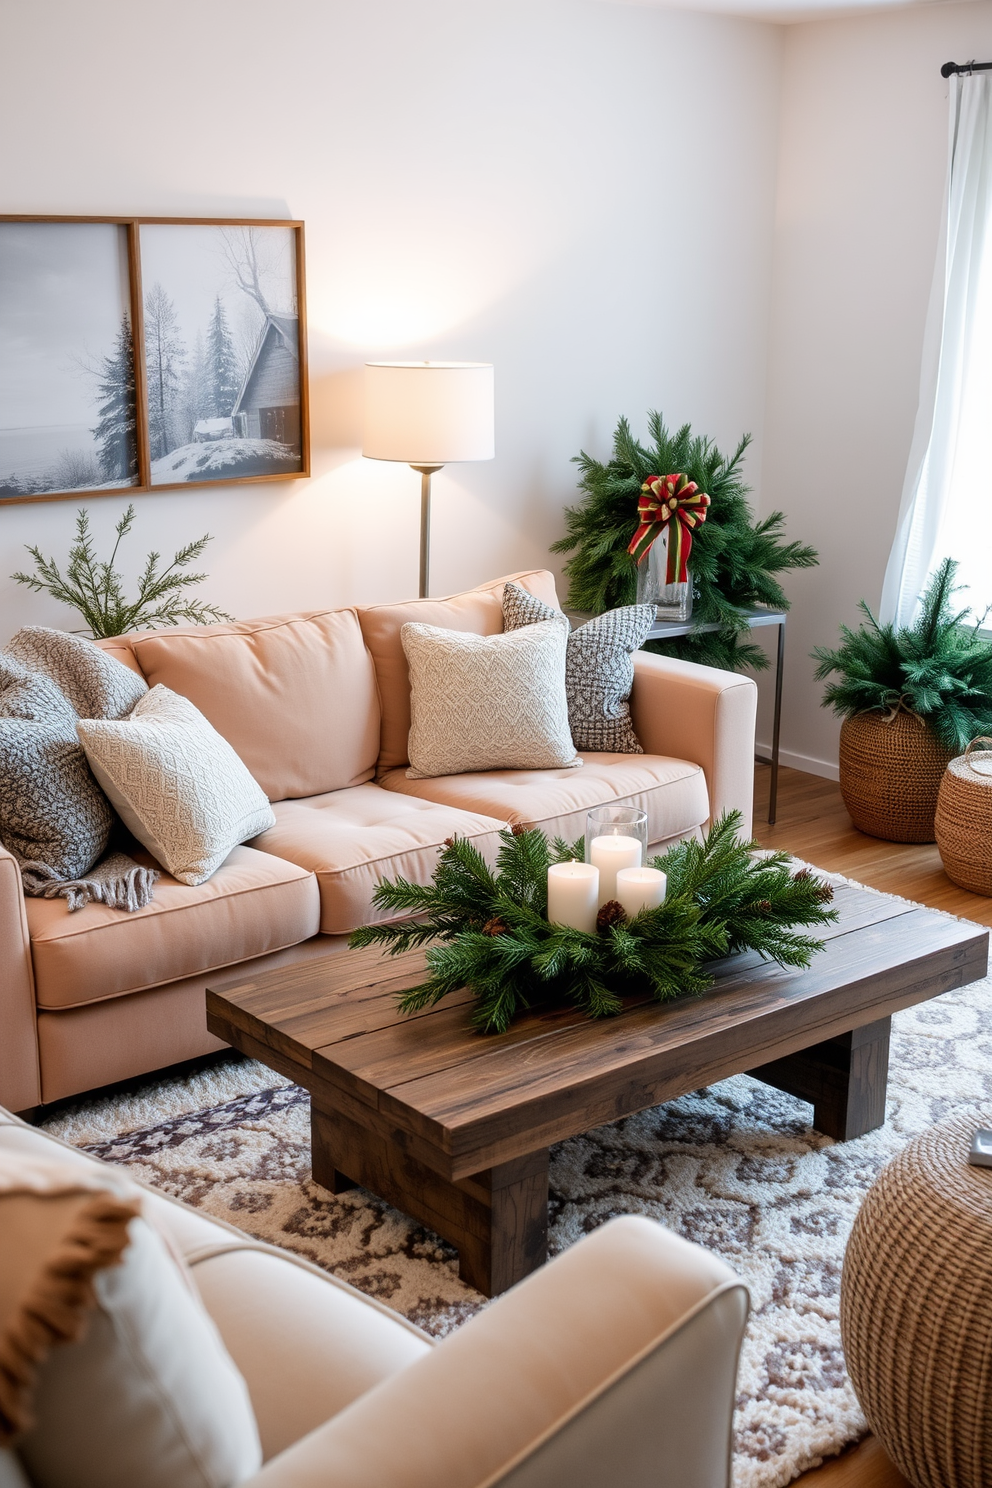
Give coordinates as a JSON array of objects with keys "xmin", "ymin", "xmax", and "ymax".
[{"xmin": 627, "ymin": 473, "xmax": 710, "ymax": 585}]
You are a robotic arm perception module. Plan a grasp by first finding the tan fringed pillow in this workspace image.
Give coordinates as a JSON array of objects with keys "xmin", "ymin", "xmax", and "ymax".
[
  {"xmin": 0, "ymin": 1150, "xmax": 261, "ymax": 1488},
  {"xmin": 401, "ymin": 617, "xmax": 580, "ymax": 779}
]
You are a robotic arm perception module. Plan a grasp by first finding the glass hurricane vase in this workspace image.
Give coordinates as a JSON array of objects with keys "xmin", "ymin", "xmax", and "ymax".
[{"xmin": 635, "ymin": 532, "xmax": 692, "ymax": 623}]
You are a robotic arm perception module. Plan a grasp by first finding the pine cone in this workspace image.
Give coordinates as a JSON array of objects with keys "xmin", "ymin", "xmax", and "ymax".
[
  {"xmin": 792, "ymin": 867, "xmax": 812, "ymax": 882},
  {"xmin": 749, "ymin": 899, "xmax": 773, "ymax": 916},
  {"xmin": 443, "ymin": 836, "xmax": 456, "ymax": 848},
  {"xmin": 511, "ymin": 821, "xmax": 530, "ymax": 837},
  {"xmin": 482, "ymin": 916, "xmax": 508, "ymax": 937},
  {"xmin": 815, "ymin": 883, "xmax": 834, "ymax": 903},
  {"xmin": 596, "ymin": 900, "xmax": 628, "ymax": 932}
]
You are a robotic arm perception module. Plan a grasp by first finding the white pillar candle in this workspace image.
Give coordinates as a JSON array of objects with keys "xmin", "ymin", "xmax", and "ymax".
[
  {"xmin": 589, "ymin": 834, "xmax": 642, "ymax": 905},
  {"xmin": 547, "ymin": 860, "xmax": 599, "ymax": 934},
  {"xmin": 615, "ymin": 866, "xmax": 667, "ymax": 919}
]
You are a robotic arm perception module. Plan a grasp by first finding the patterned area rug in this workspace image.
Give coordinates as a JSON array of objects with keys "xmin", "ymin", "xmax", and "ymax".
[{"xmin": 43, "ymin": 920, "xmax": 992, "ymax": 1488}]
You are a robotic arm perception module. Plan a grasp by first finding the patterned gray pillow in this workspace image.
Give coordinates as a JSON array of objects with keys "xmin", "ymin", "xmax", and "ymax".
[
  {"xmin": 502, "ymin": 583, "xmax": 655, "ymax": 753},
  {"xmin": 0, "ymin": 630, "xmax": 147, "ymax": 880}
]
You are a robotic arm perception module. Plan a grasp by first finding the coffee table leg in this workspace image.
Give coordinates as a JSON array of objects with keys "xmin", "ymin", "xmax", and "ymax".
[
  {"xmin": 747, "ymin": 1016, "xmax": 891, "ymax": 1141},
  {"xmin": 310, "ymin": 1105, "xmax": 548, "ymax": 1296}
]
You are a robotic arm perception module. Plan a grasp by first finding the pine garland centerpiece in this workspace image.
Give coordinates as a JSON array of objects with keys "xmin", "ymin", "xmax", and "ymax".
[
  {"xmin": 350, "ymin": 813, "xmax": 836, "ymax": 1034},
  {"xmin": 551, "ymin": 412, "xmax": 818, "ymax": 673}
]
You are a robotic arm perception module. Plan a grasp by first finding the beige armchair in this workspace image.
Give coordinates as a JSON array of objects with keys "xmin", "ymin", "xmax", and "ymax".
[{"xmin": 0, "ymin": 1108, "xmax": 749, "ymax": 1488}]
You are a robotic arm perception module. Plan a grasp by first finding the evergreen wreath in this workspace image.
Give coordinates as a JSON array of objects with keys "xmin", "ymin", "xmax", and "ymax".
[
  {"xmin": 551, "ymin": 411, "xmax": 818, "ymax": 673},
  {"xmin": 812, "ymin": 557, "xmax": 992, "ymax": 752},
  {"xmin": 350, "ymin": 813, "xmax": 836, "ymax": 1034}
]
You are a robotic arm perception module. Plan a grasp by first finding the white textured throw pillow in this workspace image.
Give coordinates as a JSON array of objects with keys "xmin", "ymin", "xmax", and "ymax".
[
  {"xmin": 401, "ymin": 618, "xmax": 579, "ymax": 778},
  {"xmin": 77, "ymin": 685, "xmax": 275, "ymax": 886}
]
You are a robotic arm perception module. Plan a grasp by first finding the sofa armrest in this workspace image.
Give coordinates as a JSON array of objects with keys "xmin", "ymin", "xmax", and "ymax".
[
  {"xmin": 630, "ymin": 652, "xmax": 757, "ymax": 837},
  {"xmin": 244, "ymin": 1215, "xmax": 749, "ymax": 1488},
  {"xmin": 0, "ymin": 845, "xmax": 40, "ymax": 1113}
]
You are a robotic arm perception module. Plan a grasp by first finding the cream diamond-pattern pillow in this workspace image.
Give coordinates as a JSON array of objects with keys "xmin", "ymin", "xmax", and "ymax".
[
  {"xmin": 401, "ymin": 617, "xmax": 579, "ymax": 778},
  {"xmin": 77, "ymin": 686, "xmax": 275, "ymax": 886}
]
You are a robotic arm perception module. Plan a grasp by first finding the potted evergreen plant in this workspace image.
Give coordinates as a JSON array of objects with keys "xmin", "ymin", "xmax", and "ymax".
[{"xmin": 812, "ymin": 560, "xmax": 992, "ymax": 842}]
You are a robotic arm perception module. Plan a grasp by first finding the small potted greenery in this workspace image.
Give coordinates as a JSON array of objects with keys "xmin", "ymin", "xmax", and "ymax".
[{"xmin": 812, "ymin": 559, "xmax": 992, "ymax": 842}]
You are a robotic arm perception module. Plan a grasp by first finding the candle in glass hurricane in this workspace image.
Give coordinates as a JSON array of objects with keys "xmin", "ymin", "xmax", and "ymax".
[
  {"xmin": 547, "ymin": 860, "xmax": 599, "ymax": 934},
  {"xmin": 616, "ymin": 866, "xmax": 667, "ymax": 919},
  {"xmin": 589, "ymin": 835, "xmax": 642, "ymax": 905}
]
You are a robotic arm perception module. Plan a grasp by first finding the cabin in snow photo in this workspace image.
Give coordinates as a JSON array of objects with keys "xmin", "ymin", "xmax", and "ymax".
[{"xmin": 232, "ymin": 314, "xmax": 301, "ymax": 448}]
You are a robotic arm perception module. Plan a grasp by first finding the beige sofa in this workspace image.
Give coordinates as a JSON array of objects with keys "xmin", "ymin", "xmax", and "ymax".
[
  {"xmin": 0, "ymin": 1104, "xmax": 750, "ymax": 1487},
  {"xmin": 0, "ymin": 569, "xmax": 758, "ymax": 1115}
]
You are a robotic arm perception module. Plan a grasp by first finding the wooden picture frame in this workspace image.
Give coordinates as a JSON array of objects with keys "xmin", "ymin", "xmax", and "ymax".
[{"xmin": 0, "ymin": 216, "xmax": 309, "ymax": 505}]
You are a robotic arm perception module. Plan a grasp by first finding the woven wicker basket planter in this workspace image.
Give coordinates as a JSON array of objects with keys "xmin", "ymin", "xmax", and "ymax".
[
  {"xmin": 841, "ymin": 1113, "xmax": 992, "ymax": 1488},
  {"xmin": 838, "ymin": 711, "xmax": 953, "ymax": 843},
  {"xmin": 935, "ymin": 738, "xmax": 992, "ymax": 895}
]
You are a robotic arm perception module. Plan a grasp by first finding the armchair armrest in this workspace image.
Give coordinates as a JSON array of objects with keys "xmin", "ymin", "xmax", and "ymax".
[
  {"xmin": 245, "ymin": 1215, "xmax": 749, "ymax": 1488},
  {"xmin": 630, "ymin": 652, "xmax": 757, "ymax": 836},
  {"xmin": 0, "ymin": 844, "xmax": 40, "ymax": 1113}
]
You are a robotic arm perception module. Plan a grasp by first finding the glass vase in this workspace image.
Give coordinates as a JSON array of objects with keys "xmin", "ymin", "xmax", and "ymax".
[{"xmin": 635, "ymin": 532, "xmax": 692, "ymax": 622}]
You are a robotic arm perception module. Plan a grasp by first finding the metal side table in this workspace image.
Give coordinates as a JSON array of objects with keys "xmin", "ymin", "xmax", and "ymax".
[{"xmin": 643, "ymin": 607, "xmax": 786, "ymax": 824}]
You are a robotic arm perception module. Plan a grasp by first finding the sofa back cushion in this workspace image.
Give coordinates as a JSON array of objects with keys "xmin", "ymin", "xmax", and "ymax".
[
  {"xmin": 357, "ymin": 569, "xmax": 561, "ymax": 773},
  {"xmin": 100, "ymin": 611, "xmax": 380, "ymax": 802}
]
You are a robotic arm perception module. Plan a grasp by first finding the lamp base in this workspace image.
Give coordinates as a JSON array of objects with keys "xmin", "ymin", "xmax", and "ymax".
[{"xmin": 411, "ymin": 465, "xmax": 442, "ymax": 599}]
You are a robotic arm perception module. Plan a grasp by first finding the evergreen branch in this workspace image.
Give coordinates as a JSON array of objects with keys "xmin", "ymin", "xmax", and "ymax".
[
  {"xmin": 349, "ymin": 819, "xmax": 834, "ymax": 1034},
  {"xmin": 812, "ymin": 558, "xmax": 992, "ymax": 751},
  {"xmin": 11, "ymin": 504, "xmax": 231, "ymax": 639}
]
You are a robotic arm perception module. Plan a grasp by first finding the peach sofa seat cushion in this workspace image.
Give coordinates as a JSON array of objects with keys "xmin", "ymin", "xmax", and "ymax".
[
  {"xmin": 249, "ymin": 783, "xmax": 509, "ymax": 936},
  {"xmin": 357, "ymin": 569, "xmax": 561, "ymax": 774},
  {"xmin": 379, "ymin": 752, "xmax": 710, "ymax": 848},
  {"xmin": 101, "ymin": 610, "xmax": 380, "ymax": 803},
  {"xmin": 26, "ymin": 846, "xmax": 320, "ymax": 1011}
]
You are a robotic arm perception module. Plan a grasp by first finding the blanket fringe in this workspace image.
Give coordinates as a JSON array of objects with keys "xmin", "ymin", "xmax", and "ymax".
[{"xmin": 20, "ymin": 853, "xmax": 159, "ymax": 913}]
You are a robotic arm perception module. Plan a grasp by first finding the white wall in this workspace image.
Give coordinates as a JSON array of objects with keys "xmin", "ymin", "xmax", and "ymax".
[
  {"xmin": 759, "ymin": 0, "xmax": 992, "ymax": 776},
  {"xmin": 0, "ymin": 0, "xmax": 782, "ymax": 645}
]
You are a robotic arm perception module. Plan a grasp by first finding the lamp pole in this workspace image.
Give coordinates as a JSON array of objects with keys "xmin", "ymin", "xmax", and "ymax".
[{"xmin": 412, "ymin": 464, "xmax": 442, "ymax": 599}]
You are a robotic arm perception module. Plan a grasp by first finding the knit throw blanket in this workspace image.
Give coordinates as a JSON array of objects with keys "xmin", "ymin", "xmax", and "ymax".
[{"xmin": 0, "ymin": 628, "xmax": 159, "ymax": 913}]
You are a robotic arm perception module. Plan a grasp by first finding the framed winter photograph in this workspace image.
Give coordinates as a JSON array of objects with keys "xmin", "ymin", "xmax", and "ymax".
[
  {"xmin": 0, "ymin": 216, "xmax": 308, "ymax": 505},
  {"xmin": 0, "ymin": 220, "xmax": 140, "ymax": 501},
  {"xmin": 138, "ymin": 221, "xmax": 308, "ymax": 488}
]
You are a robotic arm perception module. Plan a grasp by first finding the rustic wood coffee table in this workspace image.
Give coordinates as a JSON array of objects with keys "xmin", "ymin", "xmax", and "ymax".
[{"xmin": 206, "ymin": 881, "xmax": 987, "ymax": 1297}]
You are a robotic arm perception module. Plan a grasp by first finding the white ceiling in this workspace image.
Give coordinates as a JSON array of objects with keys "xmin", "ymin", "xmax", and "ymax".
[{"xmin": 598, "ymin": 0, "xmax": 976, "ymax": 27}]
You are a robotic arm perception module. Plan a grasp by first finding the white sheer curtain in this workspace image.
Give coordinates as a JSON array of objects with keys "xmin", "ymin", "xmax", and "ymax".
[{"xmin": 880, "ymin": 73, "xmax": 992, "ymax": 626}]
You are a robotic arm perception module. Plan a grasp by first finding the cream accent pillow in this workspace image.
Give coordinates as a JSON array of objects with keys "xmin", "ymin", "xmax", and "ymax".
[
  {"xmin": 401, "ymin": 618, "xmax": 580, "ymax": 778},
  {"xmin": 0, "ymin": 1150, "xmax": 261, "ymax": 1488},
  {"xmin": 77, "ymin": 685, "xmax": 275, "ymax": 886}
]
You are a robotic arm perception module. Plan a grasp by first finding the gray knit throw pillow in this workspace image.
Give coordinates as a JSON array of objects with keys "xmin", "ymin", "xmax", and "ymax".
[
  {"xmin": 0, "ymin": 629, "xmax": 147, "ymax": 880},
  {"xmin": 502, "ymin": 584, "xmax": 655, "ymax": 753}
]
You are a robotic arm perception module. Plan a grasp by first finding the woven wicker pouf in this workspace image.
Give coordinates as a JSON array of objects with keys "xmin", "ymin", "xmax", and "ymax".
[
  {"xmin": 841, "ymin": 1113, "xmax": 992, "ymax": 1488},
  {"xmin": 839, "ymin": 712, "xmax": 953, "ymax": 843},
  {"xmin": 936, "ymin": 739, "xmax": 992, "ymax": 896}
]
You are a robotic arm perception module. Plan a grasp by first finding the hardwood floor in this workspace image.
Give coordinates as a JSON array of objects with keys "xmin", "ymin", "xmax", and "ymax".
[
  {"xmin": 749, "ymin": 762, "xmax": 984, "ymax": 1488},
  {"xmin": 753, "ymin": 762, "xmax": 992, "ymax": 926}
]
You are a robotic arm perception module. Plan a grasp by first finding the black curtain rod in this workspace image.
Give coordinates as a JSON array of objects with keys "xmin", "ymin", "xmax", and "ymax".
[{"xmin": 941, "ymin": 60, "xmax": 992, "ymax": 77}]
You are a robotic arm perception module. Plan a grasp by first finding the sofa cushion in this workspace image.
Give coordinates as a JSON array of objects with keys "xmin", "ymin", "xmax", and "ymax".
[
  {"xmin": 105, "ymin": 610, "xmax": 380, "ymax": 803},
  {"xmin": 249, "ymin": 783, "xmax": 508, "ymax": 935},
  {"xmin": 378, "ymin": 753, "xmax": 709, "ymax": 849},
  {"xmin": 26, "ymin": 846, "xmax": 320, "ymax": 1010},
  {"xmin": 357, "ymin": 569, "xmax": 561, "ymax": 774}
]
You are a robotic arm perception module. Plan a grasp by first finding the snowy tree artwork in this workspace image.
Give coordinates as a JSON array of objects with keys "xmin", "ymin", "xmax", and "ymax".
[
  {"xmin": 0, "ymin": 222, "xmax": 139, "ymax": 498},
  {"xmin": 138, "ymin": 223, "xmax": 305, "ymax": 486},
  {"xmin": 0, "ymin": 217, "xmax": 307, "ymax": 504}
]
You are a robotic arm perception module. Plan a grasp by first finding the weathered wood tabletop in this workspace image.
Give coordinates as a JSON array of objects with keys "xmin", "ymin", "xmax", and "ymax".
[{"xmin": 207, "ymin": 882, "xmax": 988, "ymax": 1295}]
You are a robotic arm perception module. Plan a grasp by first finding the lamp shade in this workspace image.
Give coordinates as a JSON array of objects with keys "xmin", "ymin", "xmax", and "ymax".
[{"xmin": 363, "ymin": 362, "xmax": 494, "ymax": 465}]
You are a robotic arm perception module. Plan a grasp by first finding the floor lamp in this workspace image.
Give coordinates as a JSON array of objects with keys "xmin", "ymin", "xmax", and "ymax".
[{"xmin": 363, "ymin": 362, "xmax": 495, "ymax": 598}]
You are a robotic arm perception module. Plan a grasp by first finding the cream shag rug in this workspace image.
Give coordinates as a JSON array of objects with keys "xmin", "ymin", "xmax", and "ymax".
[{"xmin": 43, "ymin": 936, "xmax": 992, "ymax": 1488}]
